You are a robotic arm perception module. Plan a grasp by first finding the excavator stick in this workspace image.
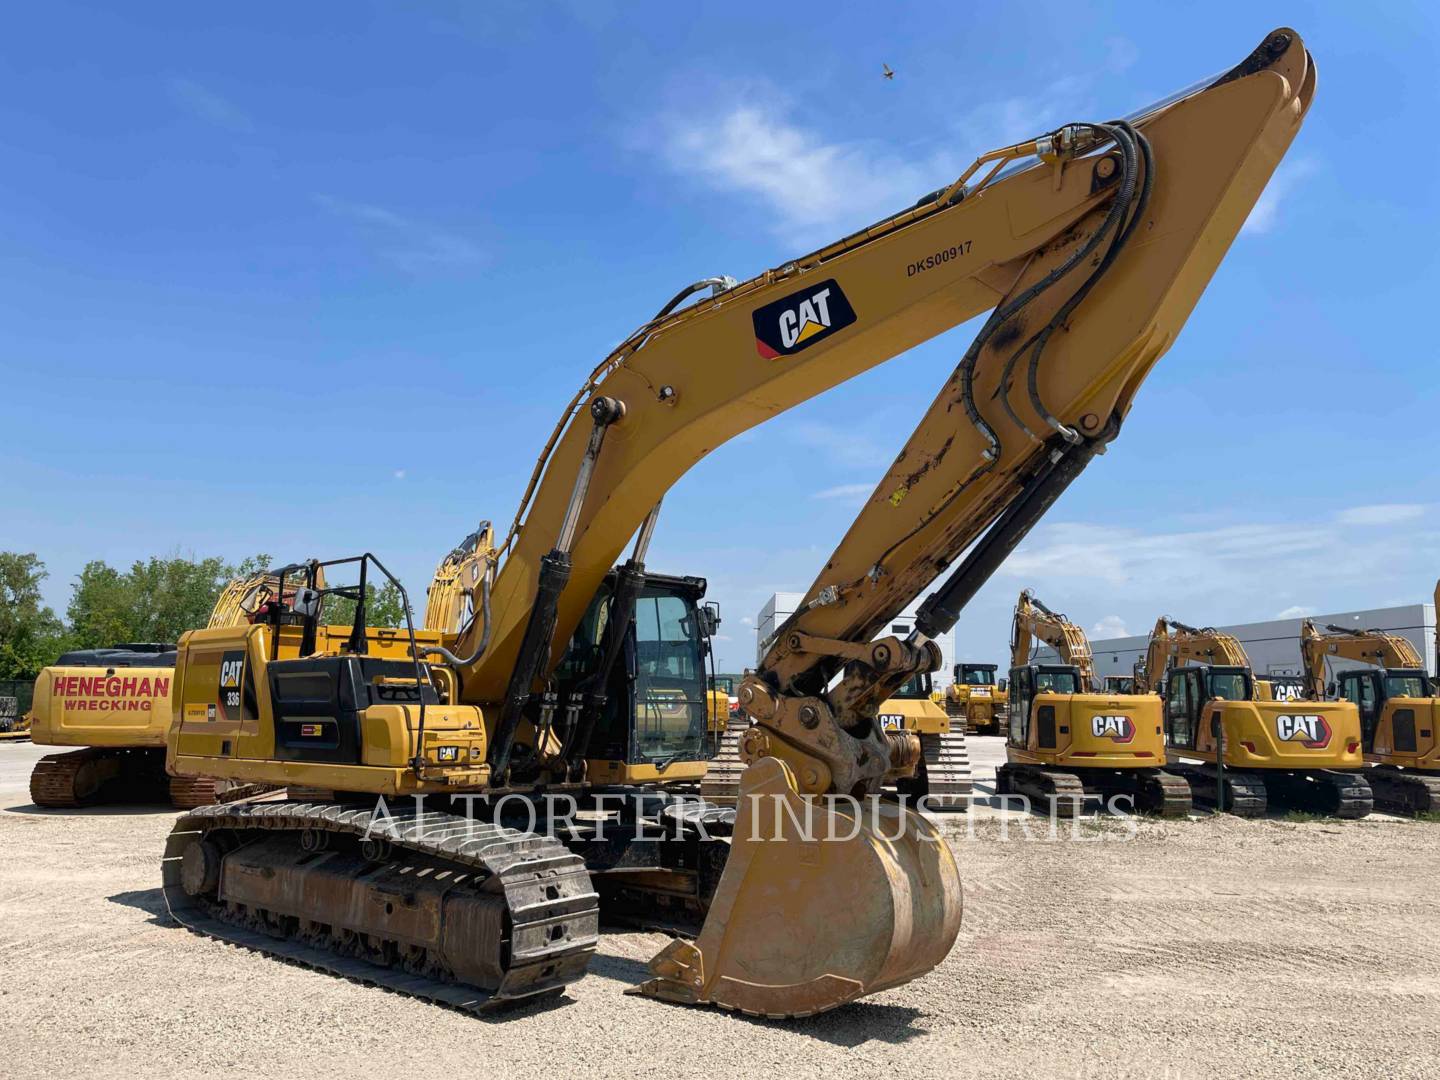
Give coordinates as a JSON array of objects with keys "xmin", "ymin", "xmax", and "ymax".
[{"xmin": 634, "ymin": 757, "xmax": 962, "ymax": 1018}]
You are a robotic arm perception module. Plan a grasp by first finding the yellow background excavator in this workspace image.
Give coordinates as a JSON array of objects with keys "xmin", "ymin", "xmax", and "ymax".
[
  {"xmin": 1141, "ymin": 616, "xmax": 1370, "ymax": 816},
  {"xmin": 159, "ymin": 27, "xmax": 1313, "ymax": 1020},
  {"xmin": 1300, "ymin": 619, "xmax": 1439, "ymax": 812},
  {"xmin": 25, "ymin": 566, "xmax": 314, "ymax": 808},
  {"xmin": 1000, "ymin": 589, "xmax": 1190, "ymax": 815}
]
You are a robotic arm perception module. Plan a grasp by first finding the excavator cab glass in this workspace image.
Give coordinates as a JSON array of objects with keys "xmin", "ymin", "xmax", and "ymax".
[
  {"xmin": 557, "ymin": 570, "xmax": 711, "ymax": 767},
  {"xmin": 1385, "ymin": 672, "xmax": 1430, "ymax": 698},
  {"xmin": 1205, "ymin": 666, "xmax": 1252, "ymax": 702},
  {"xmin": 1337, "ymin": 671, "xmax": 1382, "ymax": 748},
  {"xmin": 892, "ymin": 671, "xmax": 934, "ymax": 700}
]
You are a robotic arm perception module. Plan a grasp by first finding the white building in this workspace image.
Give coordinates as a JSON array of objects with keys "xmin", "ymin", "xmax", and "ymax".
[
  {"xmin": 755, "ymin": 592, "xmax": 959, "ymax": 689},
  {"xmin": 1035, "ymin": 603, "xmax": 1437, "ymax": 680}
]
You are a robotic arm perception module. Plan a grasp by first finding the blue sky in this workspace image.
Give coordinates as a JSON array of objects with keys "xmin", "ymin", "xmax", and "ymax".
[{"xmin": 3, "ymin": 2, "xmax": 1438, "ymax": 672}]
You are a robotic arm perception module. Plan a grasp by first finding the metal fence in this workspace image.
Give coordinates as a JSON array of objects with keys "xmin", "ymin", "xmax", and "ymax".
[{"xmin": 0, "ymin": 678, "xmax": 34, "ymax": 728}]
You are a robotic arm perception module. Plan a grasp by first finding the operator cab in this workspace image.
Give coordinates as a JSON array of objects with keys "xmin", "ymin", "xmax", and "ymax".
[
  {"xmin": 553, "ymin": 570, "xmax": 717, "ymax": 770},
  {"xmin": 1006, "ymin": 663, "xmax": 1082, "ymax": 748},
  {"xmin": 954, "ymin": 663, "xmax": 997, "ymax": 687},
  {"xmin": 1163, "ymin": 664, "xmax": 1253, "ymax": 750},
  {"xmin": 1335, "ymin": 668, "xmax": 1432, "ymax": 752},
  {"xmin": 891, "ymin": 670, "xmax": 935, "ymax": 701}
]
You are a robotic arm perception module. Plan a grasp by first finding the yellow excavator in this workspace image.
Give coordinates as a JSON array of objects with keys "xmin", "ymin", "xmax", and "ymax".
[
  {"xmin": 1000, "ymin": 590, "xmax": 1190, "ymax": 815},
  {"xmin": 159, "ymin": 27, "xmax": 1313, "ymax": 1019},
  {"xmin": 1300, "ymin": 619, "xmax": 1440, "ymax": 813},
  {"xmin": 943, "ymin": 662, "xmax": 1007, "ymax": 734},
  {"xmin": 25, "ymin": 567, "xmax": 314, "ymax": 808},
  {"xmin": 1140, "ymin": 616, "xmax": 1370, "ymax": 816}
]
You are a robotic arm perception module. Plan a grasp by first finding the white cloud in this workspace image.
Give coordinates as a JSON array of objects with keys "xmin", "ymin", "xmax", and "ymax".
[
  {"xmin": 1335, "ymin": 503, "xmax": 1425, "ymax": 526},
  {"xmin": 1106, "ymin": 37, "xmax": 1140, "ymax": 74},
  {"xmin": 314, "ymin": 195, "xmax": 484, "ymax": 273},
  {"xmin": 1242, "ymin": 157, "xmax": 1318, "ymax": 236},
  {"xmin": 1089, "ymin": 614, "xmax": 1129, "ymax": 639},
  {"xmin": 1275, "ymin": 605, "xmax": 1315, "ymax": 619},
  {"xmin": 792, "ymin": 422, "xmax": 889, "ymax": 469},
  {"xmin": 812, "ymin": 483, "xmax": 873, "ymax": 504},
  {"xmin": 166, "ymin": 76, "xmax": 253, "ymax": 132},
  {"xmin": 959, "ymin": 76, "xmax": 1091, "ymax": 152},
  {"xmin": 655, "ymin": 98, "xmax": 957, "ymax": 245},
  {"xmin": 392, "ymin": 469, "xmax": 407, "ymax": 480}
]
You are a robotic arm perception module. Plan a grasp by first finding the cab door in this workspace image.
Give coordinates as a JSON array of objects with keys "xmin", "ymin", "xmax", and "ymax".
[
  {"xmin": 1007, "ymin": 666, "xmax": 1033, "ymax": 749},
  {"xmin": 1338, "ymin": 671, "xmax": 1381, "ymax": 751},
  {"xmin": 1165, "ymin": 670, "xmax": 1198, "ymax": 750}
]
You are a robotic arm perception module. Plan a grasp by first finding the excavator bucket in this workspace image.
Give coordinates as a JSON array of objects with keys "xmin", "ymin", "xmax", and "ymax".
[{"xmin": 633, "ymin": 756, "xmax": 962, "ymax": 1017}]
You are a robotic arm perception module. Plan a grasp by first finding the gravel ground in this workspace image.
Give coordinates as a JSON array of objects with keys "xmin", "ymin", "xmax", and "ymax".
[{"xmin": 2, "ymin": 738, "xmax": 1437, "ymax": 1080}]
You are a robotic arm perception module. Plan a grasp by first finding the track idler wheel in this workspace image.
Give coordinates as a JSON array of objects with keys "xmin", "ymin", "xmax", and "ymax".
[
  {"xmin": 180, "ymin": 839, "xmax": 223, "ymax": 898},
  {"xmin": 632, "ymin": 756, "xmax": 963, "ymax": 1018}
]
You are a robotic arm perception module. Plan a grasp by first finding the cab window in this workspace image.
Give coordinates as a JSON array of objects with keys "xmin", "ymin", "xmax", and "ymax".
[
  {"xmin": 1385, "ymin": 675, "xmax": 1428, "ymax": 699},
  {"xmin": 1035, "ymin": 670, "xmax": 1078, "ymax": 694},
  {"xmin": 893, "ymin": 672, "xmax": 933, "ymax": 700},
  {"xmin": 960, "ymin": 665, "xmax": 995, "ymax": 686},
  {"xmin": 1209, "ymin": 672, "xmax": 1248, "ymax": 701}
]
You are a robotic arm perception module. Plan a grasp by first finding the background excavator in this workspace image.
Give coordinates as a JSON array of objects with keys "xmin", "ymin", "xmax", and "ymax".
[
  {"xmin": 1001, "ymin": 590, "xmax": 1190, "ymax": 815},
  {"xmin": 1300, "ymin": 619, "xmax": 1440, "ymax": 812},
  {"xmin": 943, "ymin": 662, "xmax": 1007, "ymax": 734},
  {"xmin": 25, "ymin": 567, "xmax": 317, "ymax": 808},
  {"xmin": 159, "ymin": 27, "xmax": 1313, "ymax": 1020},
  {"xmin": 1141, "ymin": 616, "xmax": 1370, "ymax": 816}
]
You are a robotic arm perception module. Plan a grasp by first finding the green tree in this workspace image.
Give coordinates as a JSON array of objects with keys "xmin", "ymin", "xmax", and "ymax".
[
  {"xmin": 67, "ymin": 552, "xmax": 275, "ymax": 649},
  {"xmin": 324, "ymin": 579, "xmax": 412, "ymax": 630},
  {"xmin": 0, "ymin": 552, "xmax": 69, "ymax": 678},
  {"xmin": 67, "ymin": 560, "xmax": 142, "ymax": 648}
]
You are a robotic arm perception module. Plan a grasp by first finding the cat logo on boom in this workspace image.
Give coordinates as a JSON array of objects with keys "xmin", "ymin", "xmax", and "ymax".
[
  {"xmin": 1090, "ymin": 715, "xmax": 1135, "ymax": 742},
  {"xmin": 1276, "ymin": 713, "xmax": 1331, "ymax": 749},
  {"xmin": 752, "ymin": 279, "xmax": 857, "ymax": 359}
]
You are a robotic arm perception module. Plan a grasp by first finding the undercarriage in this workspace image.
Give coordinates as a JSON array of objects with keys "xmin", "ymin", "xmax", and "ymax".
[
  {"xmin": 1168, "ymin": 764, "xmax": 1373, "ymax": 819},
  {"xmin": 162, "ymin": 791, "xmax": 736, "ymax": 1013},
  {"xmin": 994, "ymin": 763, "xmax": 1191, "ymax": 818},
  {"xmin": 1363, "ymin": 766, "xmax": 1440, "ymax": 815},
  {"xmin": 30, "ymin": 747, "xmax": 220, "ymax": 809}
]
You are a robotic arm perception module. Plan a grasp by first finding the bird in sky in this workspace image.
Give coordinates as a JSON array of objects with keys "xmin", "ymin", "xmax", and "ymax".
[{"xmin": 882, "ymin": 63, "xmax": 895, "ymax": 80}]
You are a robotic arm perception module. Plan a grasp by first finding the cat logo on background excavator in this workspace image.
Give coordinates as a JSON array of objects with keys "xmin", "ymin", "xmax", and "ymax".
[
  {"xmin": 753, "ymin": 278, "xmax": 857, "ymax": 359},
  {"xmin": 1090, "ymin": 715, "xmax": 1135, "ymax": 742},
  {"xmin": 1276, "ymin": 713, "xmax": 1331, "ymax": 748}
]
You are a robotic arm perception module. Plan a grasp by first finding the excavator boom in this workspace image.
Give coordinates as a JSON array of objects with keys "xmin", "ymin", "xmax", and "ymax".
[
  {"xmin": 453, "ymin": 28, "xmax": 1317, "ymax": 720},
  {"xmin": 1012, "ymin": 589, "xmax": 1097, "ymax": 688},
  {"xmin": 1300, "ymin": 619, "xmax": 1426, "ymax": 700}
]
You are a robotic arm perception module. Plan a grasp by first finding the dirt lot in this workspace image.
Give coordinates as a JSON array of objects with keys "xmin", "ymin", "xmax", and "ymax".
[{"xmin": 1, "ymin": 738, "xmax": 1437, "ymax": 1080}]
